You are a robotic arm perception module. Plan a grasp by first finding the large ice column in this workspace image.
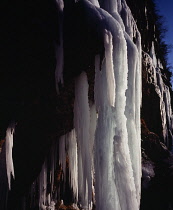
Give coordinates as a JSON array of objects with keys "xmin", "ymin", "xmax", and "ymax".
[
  {"xmin": 73, "ymin": 0, "xmax": 141, "ymax": 209},
  {"xmin": 94, "ymin": 54, "xmax": 120, "ymax": 210},
  {"xmin": 74, "ymin": 72, "xmax": 92, "ymax": 209},
  {"xmin": 125, "ymin": 32, "xmax": 142, "ymax": 204},
  {"xmin": 5, "ymin": 123, "xmax": 15, "ymax": 190},
  {"xmin": 94, "ymin": 23, "xmax": 140, "ymax": 210},
  {"xmin": 111, "ymin": 22, "xmax": 139, "ymax": 209},
  {"xmin": 120, "ymin": 1, "xmax": 142, "ymax": 180}
]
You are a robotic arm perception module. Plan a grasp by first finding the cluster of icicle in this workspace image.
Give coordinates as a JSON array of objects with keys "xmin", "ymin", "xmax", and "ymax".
[
  {"xmin": 144, "ymin": 42, "xmax": 173, "ymax": 148},
  {"xmin": 31, "ymin": 0, "xmax": 142, "ymax": 209}
]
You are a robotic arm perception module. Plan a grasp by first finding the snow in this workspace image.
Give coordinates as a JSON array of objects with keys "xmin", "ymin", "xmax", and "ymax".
[{"xmin": 5, "ymin": 123, "xmax": 15, "ymax": 190}]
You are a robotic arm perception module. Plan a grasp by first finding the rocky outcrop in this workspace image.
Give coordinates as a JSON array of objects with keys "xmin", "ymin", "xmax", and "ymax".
[{"xmin": 141, "ymin": 119, "xmax": 173, "ymax": 210}]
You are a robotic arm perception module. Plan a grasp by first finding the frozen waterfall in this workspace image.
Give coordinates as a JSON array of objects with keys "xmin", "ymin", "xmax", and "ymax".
[{"xmin": 28, "ymin": 0, "xmax": 142, "ymax": 209}]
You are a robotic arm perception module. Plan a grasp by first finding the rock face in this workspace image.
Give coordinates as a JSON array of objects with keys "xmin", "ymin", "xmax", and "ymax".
[
  {"xmin": 142, "ymin": 51, "xmax": 173, "ymax": 149},
  {"xmin": 0, "ymin": 0, "xmax": 173, "ymax": 210},
  {"xmin": 141, "ymin": 120, "xmax": 173, "ymax": 210}
]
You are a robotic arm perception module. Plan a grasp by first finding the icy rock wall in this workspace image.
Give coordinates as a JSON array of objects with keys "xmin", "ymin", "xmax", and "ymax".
[{"xmin": 143, "ymin": 45, "xmax": 173, "ymax": 148}]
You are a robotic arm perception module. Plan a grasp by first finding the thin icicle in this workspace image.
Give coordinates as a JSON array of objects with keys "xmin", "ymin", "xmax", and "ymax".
[
  {"xmin": 39, "ymin": 161, "xmax": 48, "ymax": 210},
  {"xmin": 59, "ymin": 135, "xmax": 66, "ymax": 182},
  {"xmin": 104, "ymin": 30, "xmax": 115, "ymax": 107},
  {"xmin": 66, "ymin": 130, "xmax": 78, "ymax": 202},
  {"xmin": 5, "ymin": 123, "xmax": 15, "ymax": 190}
]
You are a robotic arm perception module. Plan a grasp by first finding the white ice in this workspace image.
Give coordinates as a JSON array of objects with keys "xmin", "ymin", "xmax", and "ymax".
[
  {"xmin": 74, "ymin": 72, "xmax": 92, "ymax": 209},
  {"xmin": 5, "ymin": 123, "xmax": 15, "ymax": 190},
  {"xmin": 66, "ymin": 130, "xmax": 78, "ymax": 201},
  {"xmin": 29, "ymin": 1, "xmax": 143, "ymax": 209}
]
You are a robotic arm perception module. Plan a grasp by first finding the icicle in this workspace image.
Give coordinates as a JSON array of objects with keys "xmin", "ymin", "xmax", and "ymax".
[
  {"xmin": 89, "ymin": 104, "xmax": 97, "ymax": 158},
  {"xmin": 66, "ymin": 130, "xmax": 78, "ymax": 201},
  {"xmin": 5, "ymin": 123, "xmax": 15, "ymax": 190},
  {"xmin": 39, "ymin": 161, "xmax": 48, "ymax": 210},
  {"xmin": 89, "ymin": 103, "xmax": 97, "ymax": 205},
  {"xmin": 111, "ymin": 19, "xmax": 139, "ymax": 209},
  {"xmin": 74, "ymin": 72, "xmax": 92, "ymax": 209},
  {"xmin": 94, "ymin": 71, "xmax": 120, "ymax": 209},
  {"xmin": 29, "ymin": 1, "xmax": 144, "ymax": 209},
  {"xmin": 50, "ymin": 140, "xmax": 58, "ymax": 201},
  {"xmin": 59, "ymin": 135, "xmax": 66, "ymax": 182},
  {"xmin": 150, "ymin": 42, "xmax": 157, "ymax": 67},
  {"xmin": 104, "ymin": 30, "xmax": 115, "ymax": 107},
  {"xmin": 125, "ymin": 33, "xmax": 141, "ymax": 205}
]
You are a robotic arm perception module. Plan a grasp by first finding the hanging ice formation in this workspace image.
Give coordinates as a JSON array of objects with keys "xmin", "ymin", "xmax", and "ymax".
[
  {"xmin": 143, "ymin": 42, "xmax": 173, "ymax": 149},
  {"xmin": 5, "ymin": 123, "xmax": 15, "ymax": 190},
  {"xmin": 29, "ymin": 0, "xmax": 142, "ymax": 209}
]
